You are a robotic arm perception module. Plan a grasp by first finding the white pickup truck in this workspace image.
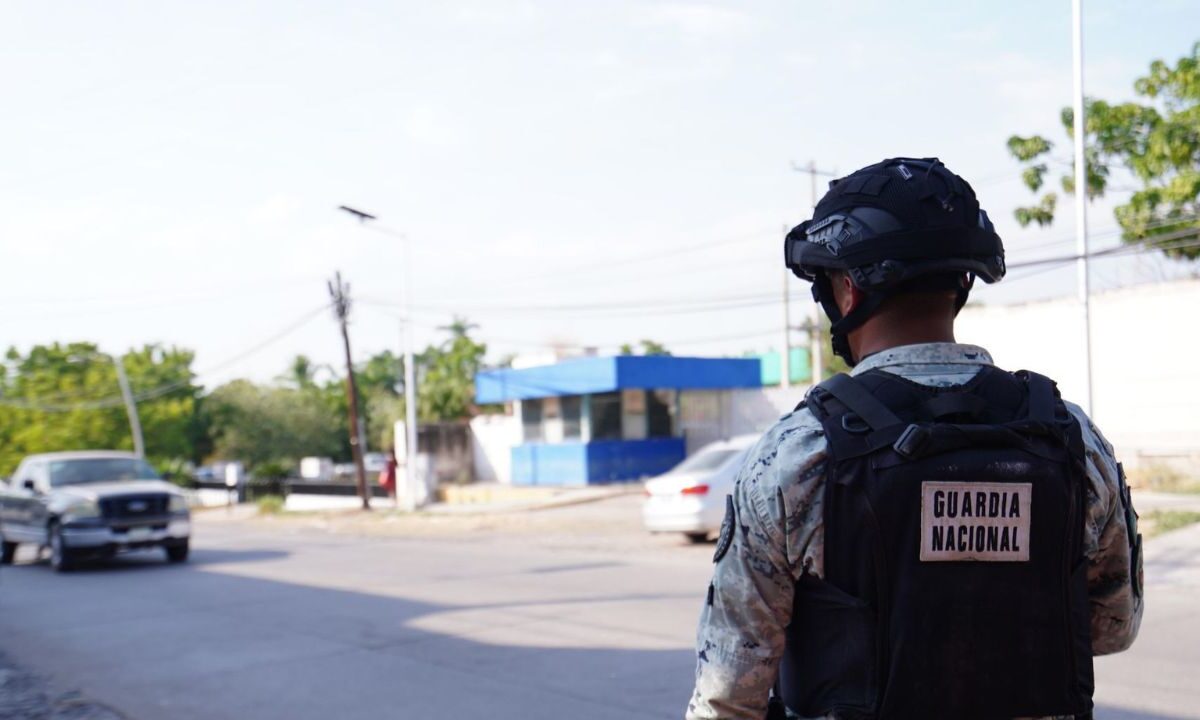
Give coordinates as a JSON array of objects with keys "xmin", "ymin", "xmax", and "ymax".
[{"xmin": 0, "ymin": 450, "xmax": 191, "ymax": 571}]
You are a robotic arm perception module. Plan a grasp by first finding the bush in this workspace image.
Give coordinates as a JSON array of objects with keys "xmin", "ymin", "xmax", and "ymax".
[
  {"xmin": 1143, "ymin": 510, "xmax": 1200, "ymax": 538},
  {"xmin": 153, "ymin": 458, "xmax": 196, "ymax": 489},
  {"xmin": 251, "ymin": 460, "xmax": 292, "ymax": 480},
  {"xmin": 256, "ymin": 495, "xmax": 285, "ymax": 515},
  {"xmin": 246, "ymin": 477, "xmax": 286, "ymax": 501}
]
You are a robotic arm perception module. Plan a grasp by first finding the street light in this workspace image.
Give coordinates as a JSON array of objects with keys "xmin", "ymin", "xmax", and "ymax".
[{"xmin": 337, "ymin": 205, "xmax": 421, "ymax": 510}]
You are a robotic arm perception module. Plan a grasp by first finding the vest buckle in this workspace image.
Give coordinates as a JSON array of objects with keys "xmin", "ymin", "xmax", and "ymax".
[{"xmin": 893, "ymin": 424, "xmax": 931, "ymax": 459}]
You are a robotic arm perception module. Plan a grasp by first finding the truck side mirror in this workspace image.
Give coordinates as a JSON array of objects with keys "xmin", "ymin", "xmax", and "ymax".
[{"xmin": 22, "ymin": 479, "xmax": 36, "ymax": 493}]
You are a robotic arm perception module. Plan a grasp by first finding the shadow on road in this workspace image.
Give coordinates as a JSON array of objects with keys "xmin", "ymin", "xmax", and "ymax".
[
  {"xmin": 0, "ymin": 556, "xmax": 694, "ymax": 720},
  {"xmin": 3, "ymin": 525, "xmax": 1195, "ymax": 720},
  {"xmin": 3, "ymin": 546, "xmax": 289, "ymax": 573}
]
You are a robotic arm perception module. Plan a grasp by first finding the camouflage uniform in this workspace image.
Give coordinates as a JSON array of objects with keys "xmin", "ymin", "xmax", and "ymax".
[{"xmin": 686, "ymin": 342, "xmax": 1143, "ymax": 720}]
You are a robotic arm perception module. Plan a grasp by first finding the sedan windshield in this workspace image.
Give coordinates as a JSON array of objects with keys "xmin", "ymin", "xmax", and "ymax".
[
  {"xmin": 49, "ymin": 458, "xmax": 160, "ymax": 487},
  {"xmin": 672, "ymin": 448, "xmax": 744, "ymax": 474}
]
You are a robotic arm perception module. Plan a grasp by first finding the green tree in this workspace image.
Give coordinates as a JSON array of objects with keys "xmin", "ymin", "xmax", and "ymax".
[
  {"xmin": 417, "ymin": 317, "xmax": 487, "ymax": 422},
  {"xmin": 282, "ymin": 354, "xmax": 318, "ymax": 389},
  {"xmin": 204, "ymin": 380, "xmax": 343, "ymax": 469},
  {"xmin": 1007, "ymin": 42, "xmax": 1200, "ymax": 258},
  {"xmin": 0, "ymin": 343, "xmax": 202, "ymax": 475},
  {"xmin": 357, "ymin": 350, "xmax": 404, "ymax": 450},
  {"xmin": 619, "ymin": 340, "xmax": 672, "ymax": 356}
]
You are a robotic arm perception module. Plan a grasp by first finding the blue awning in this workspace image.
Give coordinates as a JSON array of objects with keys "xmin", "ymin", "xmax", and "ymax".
[{"xmin": 475, "ymin": 355, "xmax": 762, "ymax": 403}]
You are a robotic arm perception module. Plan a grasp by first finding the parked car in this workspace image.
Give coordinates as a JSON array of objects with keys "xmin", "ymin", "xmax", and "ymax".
[
  {"xmin": 0, "ymin": 450, "xmax": 191, "ymax": 571},
  {"xmin": 299, "ymin": 456, "xmax": 335, "ymax": 482},
  {"xmin": 332, "ymin": 454, "xmax": 387, "ymax": 482},
  {"xmin": 641, "ymin": 434, "xmax": 760, "ymax": 542},
  {"xmin": 363, "ymin": 452, "xmax": 388, "ymax": 474}
]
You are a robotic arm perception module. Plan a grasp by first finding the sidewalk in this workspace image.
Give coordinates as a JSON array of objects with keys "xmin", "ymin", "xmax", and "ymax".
[
  {"xmin": 425, "ymin": 482, "xmax": 642, "ymax": 515},
  {"xmin": 1093, "ymin": 520, "xmax": 1200, "ymax": 717}
]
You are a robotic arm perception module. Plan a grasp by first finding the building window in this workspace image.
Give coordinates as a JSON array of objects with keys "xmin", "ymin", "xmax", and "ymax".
[
  {"xmin": 590, "ymin": 392, "xmax": 622, "ymax": 441},
  {"xmin": 647, "ymin": 389, "xmax": 678, "ymax": 438},
  {"xmin": 561, "ymin": 395, "xmax": 583, "ymax": 440},
  {"xmin": 522, "ymin": 398, "xmax": 544, "ymax": 442},
  {"xmin": 621, "ymin": 388, "xmax": 647, "ymax": 440}
]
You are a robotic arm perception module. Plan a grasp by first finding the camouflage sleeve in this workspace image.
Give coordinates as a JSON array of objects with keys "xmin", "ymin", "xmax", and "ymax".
[
  {"xmin": 686, "ymin": 411, "xmax": 828, "ymax": 720},
  {"xmin": 1066, "ymin": 402, "xmax": 1144, "ymax": 655}
]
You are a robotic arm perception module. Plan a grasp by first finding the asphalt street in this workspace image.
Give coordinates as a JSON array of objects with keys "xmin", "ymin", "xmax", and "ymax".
[{"xmin": 0, "ymin": 497, "xmax": 1196, "ymax": 720}]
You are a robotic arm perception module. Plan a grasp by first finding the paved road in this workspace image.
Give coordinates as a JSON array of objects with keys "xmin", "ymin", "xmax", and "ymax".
[
  {"xmin": 0, "ymin": 498, "xmax": 1196, "ymax": 719},
  {"xmin": 0, "ymin": 501, "xmax": 712, "ymax": 720}
]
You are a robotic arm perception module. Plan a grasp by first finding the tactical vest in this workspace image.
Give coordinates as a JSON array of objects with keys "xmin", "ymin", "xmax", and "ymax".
[{"xmin": 777, "ymin": 366, "xmax": 1094, "ymax": 720}]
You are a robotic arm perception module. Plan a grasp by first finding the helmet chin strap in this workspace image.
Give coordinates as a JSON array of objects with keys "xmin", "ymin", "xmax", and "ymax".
[
  {"xmin": 812, "ymin": 272, "xmax": 975, "ymax": 367},
  {"xmin": 812, "ymin": 273, "xmax": 884, "ymax": 367}
]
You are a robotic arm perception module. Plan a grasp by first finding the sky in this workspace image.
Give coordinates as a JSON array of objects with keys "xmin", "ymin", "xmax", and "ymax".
[{"xmin": 2, "ymin": 0, "xmax": 1198, "ymax": 389}]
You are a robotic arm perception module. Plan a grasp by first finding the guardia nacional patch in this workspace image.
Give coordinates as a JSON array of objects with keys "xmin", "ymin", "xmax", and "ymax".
[
  {"xmin": 920, "ymin": 481, "xmax": 1032, "ymax": 562},
  {"xmin": 713, "ymin": 494, "xmax": 735, "ymax": 563}
]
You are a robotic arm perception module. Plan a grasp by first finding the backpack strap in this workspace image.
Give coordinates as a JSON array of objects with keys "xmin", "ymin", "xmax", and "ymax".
[
  {"xmin": 1021, "ymin": 371, "xmax": 1058, "ymax": 424},
  {"xmin": 818, "ymin": 373, "xmax": 905, "ymax": 431},
  {"xmin": 924, "ymin": 392, "xmax": 988, "ymax": 421}
]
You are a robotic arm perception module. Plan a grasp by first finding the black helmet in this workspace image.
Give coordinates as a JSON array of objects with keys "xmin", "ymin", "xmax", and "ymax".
[{"xmin": 784, "ymin": 157, "xmax": 1006, "ymax": 365}]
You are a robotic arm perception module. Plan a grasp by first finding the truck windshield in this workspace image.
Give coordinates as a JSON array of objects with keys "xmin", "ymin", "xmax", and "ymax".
[{"xmin": 48, "ymin": 458, "xmax": 161, "ymax": 487}]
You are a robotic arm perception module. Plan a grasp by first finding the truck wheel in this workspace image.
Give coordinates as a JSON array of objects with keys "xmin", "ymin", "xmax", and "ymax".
[
  {"xmin": 48, "ymin": 522, "xmax": 76, "ymax": 572},
  {"xmin": 165, "ymin": 541, "xmax": 190, "ymax": 564},
  {"xmin": 1, "ymin": 539, "xmax": 17, "ymax": 565},
  {"xmin": 685, "ymin": 532, "xmax": 711, "ymax": 544}
]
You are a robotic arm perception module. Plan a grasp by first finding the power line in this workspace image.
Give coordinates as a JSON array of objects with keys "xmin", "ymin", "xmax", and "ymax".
[
  {"xmin": 0, "ymin": 303, "xmax": 332, "ymax": 412},
  {"xmin": 451, "ymin": 226, "xmax": 780, "ymax": 296},
  {"xmin": 0, "ymin": 274, "xmax": 325, "ymax": 319},
  {"xmin": 427, "ymin": 216, "xmax": 1197, "ymax": 310},
  {"xmin": 372, "ymin": 232, "xmax": 1200, "ymax": 327},
  {"xmin": 362, "ymin": 304, "xmax": 782, "ymax": 353},
  {"xmin": 1007, "ymin": 226, "xmax": 1200, "ymax": 270}
]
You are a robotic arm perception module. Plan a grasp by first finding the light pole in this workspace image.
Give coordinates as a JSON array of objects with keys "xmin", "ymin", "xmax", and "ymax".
[
  {"xmin": 1071, "ymin": 0, "xmax": 1095, "ymax": 417},
  {"xmin": 338, "ymin": 206, "xmax": 421, "ymax": 510}
]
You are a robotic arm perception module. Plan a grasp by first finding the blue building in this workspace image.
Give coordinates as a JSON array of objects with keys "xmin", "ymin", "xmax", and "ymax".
[{"xmin": 475, "ymin": 355, "xmax": 762, "ymax": 486}]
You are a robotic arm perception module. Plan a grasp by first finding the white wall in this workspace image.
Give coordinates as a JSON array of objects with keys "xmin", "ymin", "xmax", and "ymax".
[
  {"xmin": 958, "ymin": 279, "xmax": 1200, "ymax": 469},
  {"xmin": 681, "ymin": 387, "xmax": 805, "ymax": 454},
  {"xmin": 470, "ymin": 413, "xmax": 522, "ymax": 484}
]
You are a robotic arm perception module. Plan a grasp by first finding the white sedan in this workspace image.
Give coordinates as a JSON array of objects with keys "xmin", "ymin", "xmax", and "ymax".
[{"xmin": 641, "ymin": 434, "xmax": 760, "ymax": 542}]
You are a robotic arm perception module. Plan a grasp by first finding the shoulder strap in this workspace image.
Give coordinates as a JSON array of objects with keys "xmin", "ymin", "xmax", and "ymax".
[
  {"xmin": 1021, "ymin": 371, "xmax": 1058, "ymax": 424},
  {"xmin": 818, "ymin": 373, "xmax": 905, "ymax": 431}
]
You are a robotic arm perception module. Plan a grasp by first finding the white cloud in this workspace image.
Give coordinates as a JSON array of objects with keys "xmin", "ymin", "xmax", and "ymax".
[
  {"xmin": 402, "ymin": 105, "xmax": 465, "ymax": 148},
  {"xmin": 452, "ymin": 0, "xmax": 538, "ymax": 28},
  {"xmin": 248, "ymin": 194, "xmax": 303, "ymax": 226},
  {"xmin": 633, "ymin": 3, "xmax": 756, "ymax": 39}
]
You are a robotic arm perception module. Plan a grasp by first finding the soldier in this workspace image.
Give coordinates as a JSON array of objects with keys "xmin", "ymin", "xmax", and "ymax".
[{"xmin": 687, "ymin": 158, "xmax": 1143, "ymax": 720}]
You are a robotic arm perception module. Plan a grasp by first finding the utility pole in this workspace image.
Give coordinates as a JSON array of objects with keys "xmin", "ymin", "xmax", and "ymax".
[
  {"xmin": 337, "ymin": 206, "xmax": 421, "ymax": 510},
  {"xmin": 792, "ymin": 160, "xmax": 837, "ymax": 384},
  {"xmin": 400, "ymin": 235, "xmax": 419, "ymax": 511},
  {"xmin": 1071, "ymin": 0, "xmax": 1095, "ymax": 417},
  {"xmin": 328, "ymin": 271, "xmax": 371, "ymax": 510},
  {"xmin": 112, "ymin": 355, "xmax": 145, "ymax": 458}
]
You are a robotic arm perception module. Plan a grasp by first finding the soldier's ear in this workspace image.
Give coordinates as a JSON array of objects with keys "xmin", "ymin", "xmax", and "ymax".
[{"xmin": 829, "ymin": 271, "xmax": 863, "ymax": 316}]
